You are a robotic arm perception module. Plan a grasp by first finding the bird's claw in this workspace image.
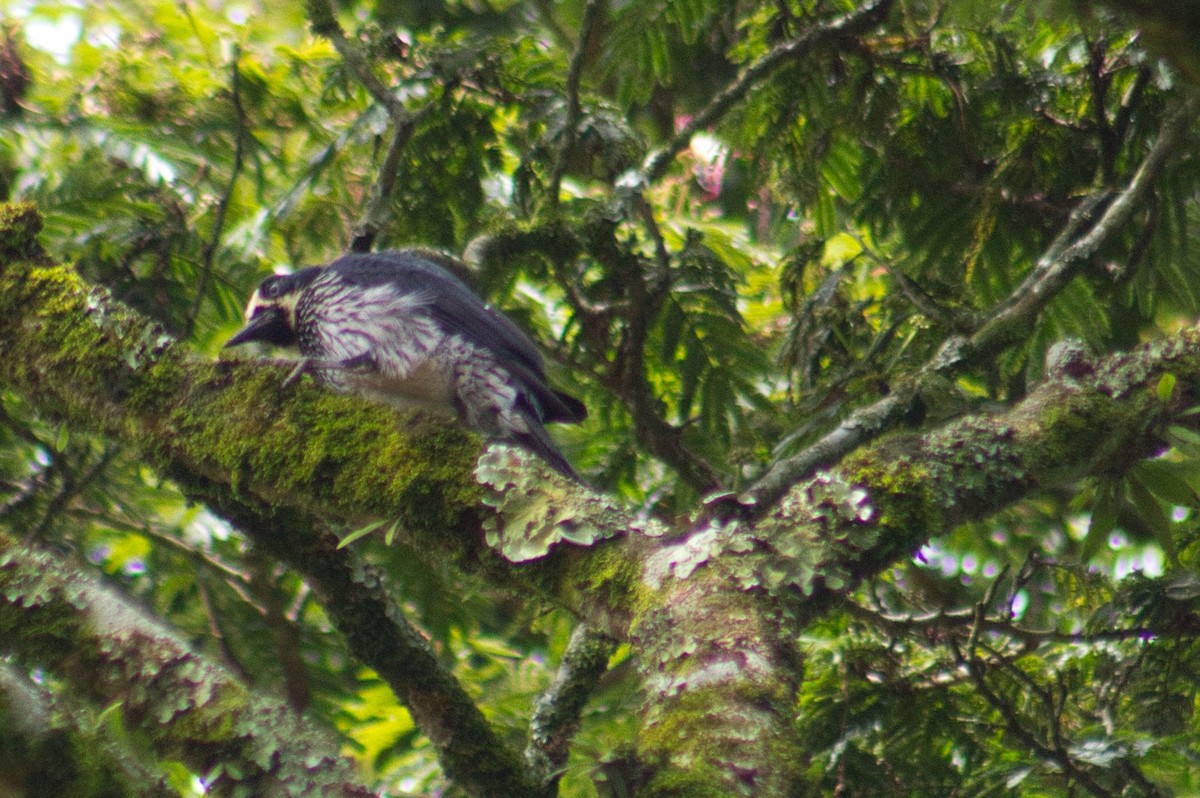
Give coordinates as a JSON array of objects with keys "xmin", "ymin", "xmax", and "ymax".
[{"xmin": 281, "ymin": 358, "xmax": 311, "ymax": 388}]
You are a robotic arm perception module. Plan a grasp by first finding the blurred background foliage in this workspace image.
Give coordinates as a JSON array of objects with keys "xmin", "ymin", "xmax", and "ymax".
[{"xmin": 2, "ymin": 0, "xmax": 1200, "ymax": 794}]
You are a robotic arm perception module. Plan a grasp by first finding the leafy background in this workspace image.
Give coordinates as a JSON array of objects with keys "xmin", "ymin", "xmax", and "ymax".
[{"xmin": 2, "ymin": 0, "xmax": 1200, "ymax": 794}]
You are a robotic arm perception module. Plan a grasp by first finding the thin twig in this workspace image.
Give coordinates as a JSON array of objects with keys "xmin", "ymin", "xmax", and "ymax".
[
  {"xmin": 951, "ymin": 640, "xmax": 1117, "ymax": 798},
  {"xmin": 348, "ymin": 103, "xmax": 439, "ymax": 253},
  {"xmin": 188, "ymin": 48, "xmax": 245, "ymax": 339},
  {"xmin": 575, "ymin": 216, "xmax": 723, "ymax": 493},
  {"xmin": 306, "ymin": 0, "xmax": 419, "ymax": 252},
  {"xmin": 527, "ymin": 0, "xmax": 573, "ymax": 51},
  {"xmin": 196, "ymin": 574, "xmax": 255, "ymax": 683},
  {"xmin": 28, "ymin": 445, "xmax": 117, "ymax": 541},
  {"xmin": 1086, "ymin": 36, "xmax": 1117, "ymax": 185},
  {"xmin": 307, "ymin": 0, "xmax": 407, "ymax": 123},
  {"xmin": 965, "ymin": 566, "xmax": 1008, "ymax": 658},
  {"xmin": 637, "ymin": 194, "xmax": 672, "ymax": 279},
  {"xmin": 611, "ymin": 263, "xmax": 724, "ymax": 494},
  {"xmin": 247, "ymin": 550, "xmax": 312, "ymax": 712},
  {"xmin": 547, "ymin": 0, "xmax": 604, "ymax": 208},
  {"xmin": 1112, "ymin": 66, "xmax": 1152, "ymax": 147},
  {"xmin": 641, "ymin": 0, "xmax": 894, "ymax": 183},
  {"xmin": 852, "ymin": 235, "xmax": 975, "ymax": 332},
  {"xmin": 963, "ymin": 94, "xmax": 1199, "ymax": 367},
  {"xmin": 67, "ymin": 505, "xmax": 257, "ymax": 603},
  {"xmin": 844, "ymin": 600, "xmax": 1163, "ymax": 647}
]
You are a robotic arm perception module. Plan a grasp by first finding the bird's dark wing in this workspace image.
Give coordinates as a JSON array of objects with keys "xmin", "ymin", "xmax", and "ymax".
[
  {"xmin": 327, "ymin": 251, "xmax": 586, "ymax": 424},
  {"xmin": 328, "ymin": 252, "xmax": 544, "ymax": 373}
]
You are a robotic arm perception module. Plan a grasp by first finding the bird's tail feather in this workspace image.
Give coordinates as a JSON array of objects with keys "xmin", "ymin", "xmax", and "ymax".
[
  {"xmin": 504, "ymin": 362, "xmax": 587, "ymax": 425},
  {"xmin": 512, "ymin": 418, "xmax": 583, "ymax": 483},
  {"xmin": 548, "ymin": 390, "xmax": 587, "ymax": 424}
]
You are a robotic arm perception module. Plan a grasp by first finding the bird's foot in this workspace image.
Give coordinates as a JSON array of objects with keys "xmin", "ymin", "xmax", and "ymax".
[{"xmin": 281, "ymin": 358, "xmax": 313, "ymax": 388}]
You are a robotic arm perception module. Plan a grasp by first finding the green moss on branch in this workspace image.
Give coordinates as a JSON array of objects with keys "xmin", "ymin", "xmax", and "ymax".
[{"xmin": 0, "ymin": 535, "xmax": 374, "ymax": 797}]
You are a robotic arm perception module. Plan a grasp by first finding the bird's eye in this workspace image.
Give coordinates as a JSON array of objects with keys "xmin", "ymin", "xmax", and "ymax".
[{"xmin": 259, "ymin": 278, "xmax": 281, "ymax": 299}]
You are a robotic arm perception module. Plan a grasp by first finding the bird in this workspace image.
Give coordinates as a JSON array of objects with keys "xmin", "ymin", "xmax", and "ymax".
[{"xmin": 224, "ymin": 250, "xmax": 587, "ymax": 480}]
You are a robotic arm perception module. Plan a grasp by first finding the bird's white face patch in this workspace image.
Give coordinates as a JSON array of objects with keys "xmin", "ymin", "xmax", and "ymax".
[{"xmin": 244, "ymin": 288, "xmax": 301, "ymax": 325}]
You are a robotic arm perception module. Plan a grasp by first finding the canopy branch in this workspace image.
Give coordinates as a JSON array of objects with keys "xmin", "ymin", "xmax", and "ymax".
[{"xmin": 744, "ymin": 95, "xmax": 1197, "ymax": 515}]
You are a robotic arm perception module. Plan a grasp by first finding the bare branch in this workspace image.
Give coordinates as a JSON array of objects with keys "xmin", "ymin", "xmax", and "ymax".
[
  {"xmin": 305, "ymin": 0, "xmax": 419, "ymax": 252},
  {"xmin": 348, "ymin": 109, "xmax": 423, "ymax": 253},
  {"xmin": 305, "ymin": 0, "xmax": 407, "ymax": 123},
  {"xmin": 195, "ymin": 573, "xmax": 255, "ymax": 684},
  {"xmin": 28, "ymin": 445, "xmax": 117, "ymax": 541},
  {"xmin": 466, "ymin": 220, "xmax": 720, "ymax": 492},
  {"xmin": 247, "ymin": 550, "xmax": 313, "ymax": 712},
  {"xmin": 852, "ymin": 236, "xmax": 975, "ymax": 332},
  {"xmin": 68, "ymin": 504, "xmax": 258, "ymax": 604},
  {"xmin": 966, "ymin": 94, "xmax": 1198, "ymax": 365},
  {"xmin": 954, "ymin": 639, "xmax": 1118, "ymax": 798},
  {"xmin": 845, "ymin": 600, "xmax": 1162, "ymax": 647},
  {"xmin": 573, "ymin": 215, "xmax": 724, "ymax": 493},
  {"xmin": 978, "ymin": 670, "xmax": 1114, "ymax": 796},
  {"xmin": 965, "ymin": 565, "xmax": 1009, "ymax": 658},
  {"xmin": 741, "ymin": 389, "xmax": 913, "ymax": 515},
  {"xmin": 637, "ymin": 194, "xmax": 672, "ymax": 279}
]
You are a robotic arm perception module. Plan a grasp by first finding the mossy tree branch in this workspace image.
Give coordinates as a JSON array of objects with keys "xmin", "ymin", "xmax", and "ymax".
[
  {"xmin": 0, "ymin": 216, "xmax": 645, "ymax": 622},
  {"xmin": 0, "ymin": 205, "xmax": 629, "ymax": 797},
  {"xmin": 626, "ymin": 329, "xmax": 1200, "ymax": 794},
  {"xmin": 0, "ymin": 535, "xmax": 376, "ymax": 798},
  {"xmin": 5, "ymin": 203, "xmax": 1200, "ymax": 793},
  {"xmin": 526, "ymin": 623, "xmax": 617, "ymax": 795},
  {"xmin": 758, "ymin": 332, "xmax": 1200, "ymax": 626},
  {"xmin": 190, "ymin": 487, "xmax": 542, "ymax": 798},
  {"xmin": 0, "ymin": 662, "xmax": 177, "ymax": 798}
]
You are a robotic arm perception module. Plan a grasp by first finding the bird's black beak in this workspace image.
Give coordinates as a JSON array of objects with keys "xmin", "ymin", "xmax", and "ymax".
[{"xmin": 224, "ymin": 307, "xmax": 294, "ymax": 349}]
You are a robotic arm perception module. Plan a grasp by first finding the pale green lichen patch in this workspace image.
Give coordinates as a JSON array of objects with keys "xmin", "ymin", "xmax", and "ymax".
[
  {"xmin": 475, "ymin": 445, "xmax": 658, "ymax": 561},
  {"xmin": 754, "ymin": 471, "xmax": 878, "ymax": 593},
  {"xmin": 643, "ymin": 470, "xmax": 878, "ymax": 598},
  {"xmin": 642, "ymin": 519, "xmax": 755, "ymax": 589}
]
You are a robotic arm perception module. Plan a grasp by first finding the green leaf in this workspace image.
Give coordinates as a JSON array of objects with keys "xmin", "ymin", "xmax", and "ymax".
[
  {"xmin": 1127, "ymin": 476, "xmax": 1178, "ymax": 563},
  {"xmin": 383, "ymin": 518, "xmax": 402, "ymax": 546},
  {"xmin": 1157, "ymin": 373, "xmax": 1177, "ymax": 403},
  {"xmin": 337, "ymin": 520, "xmax": 385, "ymax": 549},
  {"xmin": 1082, "ymin": 481, "xmax": 1118, "ymax": 561},
  {"xmin": 1165, "ymin": 424, "xmax": 1200, "ymax": 454},
  {"xmin": 1134, "ymin": 460, "xmax": 1200, "ymax": 508}
]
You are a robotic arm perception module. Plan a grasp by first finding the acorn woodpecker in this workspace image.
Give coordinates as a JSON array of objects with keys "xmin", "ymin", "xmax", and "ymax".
[{"xmin": 225, "ymin": 250, "xmax": 586, "ymax": 480}]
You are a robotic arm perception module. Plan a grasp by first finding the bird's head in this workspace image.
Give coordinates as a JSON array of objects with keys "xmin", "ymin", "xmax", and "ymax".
[{"xmin": 224, "ymin": 272, "xmax": 308, "ymax": 349}]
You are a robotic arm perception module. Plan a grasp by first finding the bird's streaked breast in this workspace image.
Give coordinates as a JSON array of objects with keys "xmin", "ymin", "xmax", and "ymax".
[{"xmin": 298, "ymin": 276, "xmax": 443, "ymax": 370}]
